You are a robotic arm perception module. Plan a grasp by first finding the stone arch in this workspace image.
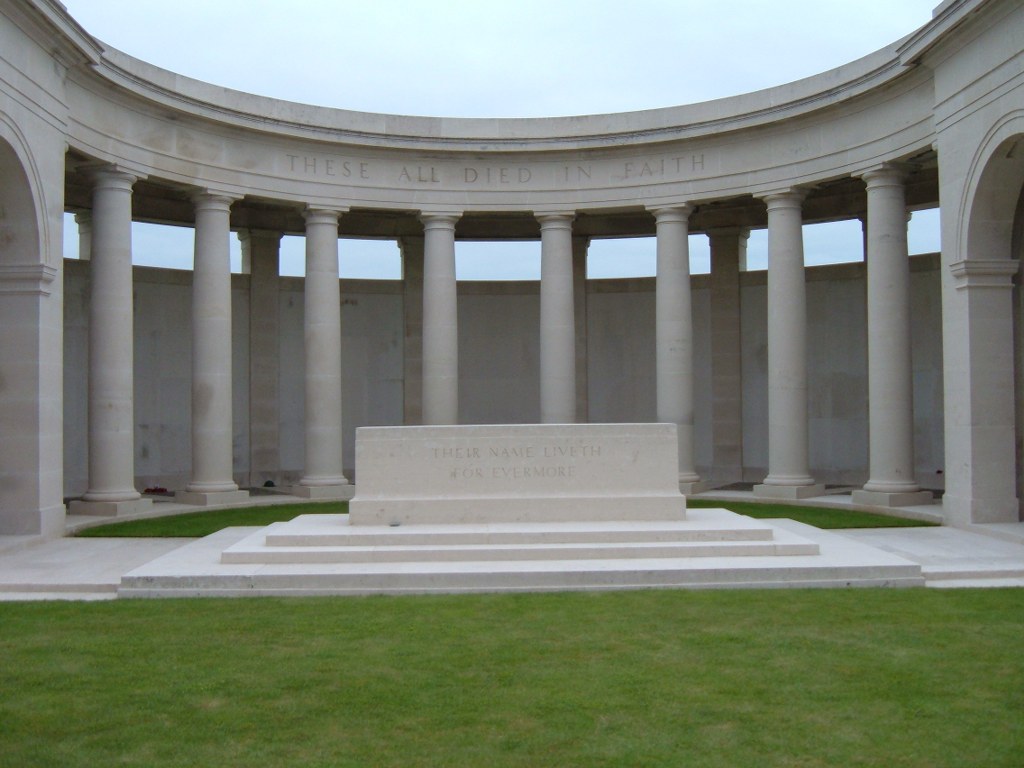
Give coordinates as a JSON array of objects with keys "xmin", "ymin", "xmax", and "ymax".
[
  {"xmin": 0, "ymin": 121, "xmax": 43, "ymax": 268},
  {"xmin": 962, "ymin": 114, "xmax": 1024, "ymax": 264},
  {"xmin": 951, "ymin": 116, "xmax": 1024, "ymax": 524}
]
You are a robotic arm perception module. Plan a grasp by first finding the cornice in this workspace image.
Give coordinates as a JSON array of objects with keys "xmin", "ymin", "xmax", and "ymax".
[{"xmin": 30, "ymin": 0, "xmax": 980, "ymax": 155}]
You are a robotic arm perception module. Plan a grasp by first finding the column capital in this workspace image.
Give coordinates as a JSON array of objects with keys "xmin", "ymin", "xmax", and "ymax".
[
  {"xmin": 706, "ymin": 225, "xmax": 751, "ymax": 242},
  {"xmin": 303, "ymin": 207, "xmax": 346, "ymax": 226},
  {"xmin": 86, "ymin": 164, "xmax": 138, "ymax": 191},
  {"xmin": 759, "ymin": 188, "xmax": 807, "ymax": 210},
  {"xmin": 238, "ymin": 228, "xmax": 283, "ymax": 246},
  {"xmin": 420, "ymin": 212, "xmax": 461, "ymax": 231},
  {"xmin": 192, "ymin": 191, "xmax": 238, "ymax": 212},
  {"xmin": 650, "ymin": 204, "xmax": 693, "ymax": 223},
  {"xmin": 536, "ymin": 211, "xmax": 575, "ymax": 230},
  {"xmin": 859, "ymin": 162, "xmax": 911, "ymax": 188}
]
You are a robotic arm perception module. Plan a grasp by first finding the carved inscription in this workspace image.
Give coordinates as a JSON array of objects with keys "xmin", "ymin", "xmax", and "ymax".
[
  {"xmin": 432, "ymin": 442, "xmax": 602, "ymax": 481},
  {"xmin": 286, "ymin": 154, "xmax": 370, "ymax": 179},
  {"xmin": 283, "ymin": 153, "xmax": 710, "ymax": 188}
]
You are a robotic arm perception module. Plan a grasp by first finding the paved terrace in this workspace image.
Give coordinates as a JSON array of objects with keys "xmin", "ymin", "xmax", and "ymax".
[{"xmin": 0, "ymin": 491, "xmax": 1021, "ymax": 600}]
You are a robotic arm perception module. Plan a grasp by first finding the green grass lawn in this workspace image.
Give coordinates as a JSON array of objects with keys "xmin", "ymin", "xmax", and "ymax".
[
  {"xmin": 686, "ymin": 499, "xmax": 935, "ymax": 529},
  {"xmin": 75, "ymin": 502, "xmax": 346, "ymax": 538},
  {"xmin": 76, "ymin": 499, "xmax": 933, "ymax": 538},
  {"xmin": 1, "ymin": 589, "xmax": 1021, "ymax": 767}
]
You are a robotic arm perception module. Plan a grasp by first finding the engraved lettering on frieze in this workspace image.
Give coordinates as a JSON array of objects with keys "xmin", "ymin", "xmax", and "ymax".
[
  {"xmin": 620, "ymin": 154, "xmax": 706, "ymax": 181},
  {"xmin": 286, "ymin": 154, "xmax": 371, "ymax": 179},
  {"xmin": 463, "ymin": 166, "xmax": 533, "ymax": 184},
  {"xmin": 398, "ymin": 166, "xmax": 440, "ymax": 183},
  {"xmin": 561, "ymin": 165, "xmax": 592, "ymax": 183},
  {"xmin": 282, "ymin": 152, "xmax": 711, "ymax": 187}
]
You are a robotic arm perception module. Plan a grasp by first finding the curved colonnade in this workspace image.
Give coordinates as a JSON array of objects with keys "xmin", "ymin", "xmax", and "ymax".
[{"xmin": 0, "ymin": 0, "xmax": 1022, "ymax": 536}]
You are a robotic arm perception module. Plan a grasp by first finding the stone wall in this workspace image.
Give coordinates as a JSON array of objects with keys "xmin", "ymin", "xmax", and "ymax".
[{"xmin": 62, "ymin": 253, "xmax": 944, "ymax": 495}]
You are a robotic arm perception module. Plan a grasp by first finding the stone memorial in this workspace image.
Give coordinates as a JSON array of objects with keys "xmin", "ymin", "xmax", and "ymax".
[
  {"xmin": 3, "ymin": 0, "xmax": 1023, "ymax": 543},
  {"xmin": 348, "ymin": 423, "xmax": 687, "ymax": 526}
]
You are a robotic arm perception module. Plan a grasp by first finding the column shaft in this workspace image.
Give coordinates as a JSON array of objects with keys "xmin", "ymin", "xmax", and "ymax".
[
  {"xmin": 653, "ymin": 206, "xmax": 701, "ymax": 488},
  {"xmin": 243, "ymin": 230, "xmax": 282, "ymax": 488},
  {"xmin": 421, "ymin": 215, "xmax": 460, "ymax": 425},
  {"xmin": 572, "ymin": 236, "xmax": 590, "ymax": 423},
  {"xmin": 74, "ymin": 212, "xmax": 92, "ymax": 261},
  {"xmin": 295, "ymin": 208, "xmax": 349, "ymax": 495},
  {"xmin": 181, "ymin": 194, "xmax": 242, "ymax": 500},
  {"xmin": 755, "ymin": 191, "xmax": 823, "ymax": 499},
  {"xmin": 538, "ymin": 213, "xmax": 576, "ymax": 423},
  {"xmin": 708, "ymin": 227, "xmax": 748, "ymax": 483},
  {"xmin": 400, "ymin": 236, "xmax": 425, "ymax": 425},
  {"xmin": 853, "ymin": 167, "xmax": 931, "ymax": 506},
  {"xmin": 73, "ymin": 168, "xmax": 151, "ymax": 515}
]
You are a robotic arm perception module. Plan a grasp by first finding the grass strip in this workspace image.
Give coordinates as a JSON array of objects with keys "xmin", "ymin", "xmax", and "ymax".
[
  {"xmin": 1, "ymin": 589, "xmax": 1021, "ymax": 767},
  {"xmin": 687, "ymin": 499, "xmax": 936, "ymax": 529},
  {"xmin": 76, "ymin": 499, "xmax": 932, "ymax": 538},
  {"xmin": 74, "ymin": 502, "xmax": 346, "ymax": 538}
]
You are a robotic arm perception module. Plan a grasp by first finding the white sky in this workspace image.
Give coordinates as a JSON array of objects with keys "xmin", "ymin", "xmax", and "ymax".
[{"xmin": 60, "ymin": 0, "xmax": 942, "ymax": 278}]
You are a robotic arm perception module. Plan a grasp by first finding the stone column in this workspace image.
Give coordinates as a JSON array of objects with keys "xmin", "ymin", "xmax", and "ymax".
[
  {"xmin": 74, "ymin": 212, "xmax": 92, "ymax": 261},
  {"xmin": 70, "ymin": 168, "xmax": 152, "ymax": 516},
  {"xmin": 653, "ymin": 206, "xmax": 702, "ymax": 492},
  {"xmin": 291, "ymin": 207, "xmax": 351, "ymax": 499},
  {"xmin": 400, "ymin": 236, "xmax": 425, "ymax": 425},
  {"xmin": 241, "ymin": 229, "xmax": 282, "ymax": 489},
  {"xmin": 421, "ymin": 214, "xmax": 460, "ymax": 425},
  {"xmin": 538, "ymin": 213, "xmax": 576, "ymax": 423},
  {"xmin": 754, "ymin": 191, "xmax": 824, "ymax": 499},
  {"xmin": 708, "ymin": 227, "xmax": 748, "ymax": 485},
  {"xmin": 176, "ymin": 194, "xmax": 248, "ymax": 505},
  {"xmin": 572, "ymin": 236, "xmax": 590, "ymax": 423},
  {"xmin": 853, "ymin": 167, "xmax": 932, "ymax": 507}
]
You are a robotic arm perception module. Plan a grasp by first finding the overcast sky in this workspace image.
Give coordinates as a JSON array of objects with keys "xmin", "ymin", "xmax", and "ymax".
[{"xmin": 59, "ymin": 0, "xmax": 942, "ymax": 278}]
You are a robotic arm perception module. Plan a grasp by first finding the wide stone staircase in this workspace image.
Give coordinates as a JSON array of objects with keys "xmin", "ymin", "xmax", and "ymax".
[{"xmin": 117, "ymin": 507, "xmax": 926, "ymax": 597}]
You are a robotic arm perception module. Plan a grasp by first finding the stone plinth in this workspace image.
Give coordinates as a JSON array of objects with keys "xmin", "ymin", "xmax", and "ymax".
[{"xmin": 348, "ymin": 423, "xmax": 686, "ymax": 526}]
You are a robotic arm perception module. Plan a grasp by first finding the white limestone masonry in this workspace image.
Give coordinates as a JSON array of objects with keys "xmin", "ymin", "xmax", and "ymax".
[
  {"xmin": 0, "ymin": 0, "xmax": 1022, "ymax": 542},
  {"xmin": 349, "ymin": 424, "xmax": 687, "ymax": 525}
]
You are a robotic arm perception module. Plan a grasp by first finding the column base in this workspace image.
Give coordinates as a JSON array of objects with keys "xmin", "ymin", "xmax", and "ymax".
[
  {"xmin": 753, "ymin": 483, "xmax": 826, "ymax": 500},
  {"xmin": 68, "ymin": 497, "xmax": 154, "ymax": 517},
  {"xmin": 851, "ymin": 489, "xmax": 934, "ymax": 508},
  {"xmin": 679, "ymin": 480, "xmax": 708, "ymax": 495},
  {"xmin": 289, "ymin": 484, "xmax": 356, "ymax": 501},
  {"xmin": 175, "ymin": 489, "xmax": 252, "ymax": 507}
]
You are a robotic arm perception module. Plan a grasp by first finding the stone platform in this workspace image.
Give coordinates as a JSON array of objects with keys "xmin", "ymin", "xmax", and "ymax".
[
  {"xmin": 117, "ymin": 507, "xmax": 925, "ymax": 597},
  {"xmin": 116, "ymin": 425, "xmax": 925, "ymax": 597}
]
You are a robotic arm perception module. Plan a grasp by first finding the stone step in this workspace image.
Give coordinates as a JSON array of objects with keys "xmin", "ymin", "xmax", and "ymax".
[
  {"xmin": 262, "ymin": 514, "xmax": 777, "ymax": 548},
  {"xmin": 0, "ymin": 591, "xmax": 118, "ymax": 601},
  {"xmin": 222, "ymin": 538, "xmax": 819, "ymax": 564},
  {"xmin": 921, "ymin": 565, "xmax": 1024, "ymax": 581},
  {"xmin": 928, "ymin": 577, "xmax": 1024, "ymax": 588},
  {"xmin": 117, "ymin": 514, "xmax": 927, "ymax": 598},
  {"xmin": 0, "ymin": 581, "xmax": 118, "ymax": 594},
  {"xmin": 119, "ymin": 556, "xmax": 925, "ymax": 598}
]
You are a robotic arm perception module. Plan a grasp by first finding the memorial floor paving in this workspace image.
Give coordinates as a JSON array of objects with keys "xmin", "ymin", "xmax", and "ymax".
[{"xmin": 0, "ymin": 493, "xmax": 1021, "ymax": 599}]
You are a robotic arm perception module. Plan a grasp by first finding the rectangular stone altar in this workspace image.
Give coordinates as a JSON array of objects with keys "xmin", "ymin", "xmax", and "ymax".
[{"xmin": 348, "ymin": 423, "xmax": 687, "ymax": 525}]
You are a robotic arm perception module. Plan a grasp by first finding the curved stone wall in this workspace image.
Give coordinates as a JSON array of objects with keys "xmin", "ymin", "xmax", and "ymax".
[{"xmin": 0, "ymin": 0, "xmax": 1022, "ymax": 533}]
